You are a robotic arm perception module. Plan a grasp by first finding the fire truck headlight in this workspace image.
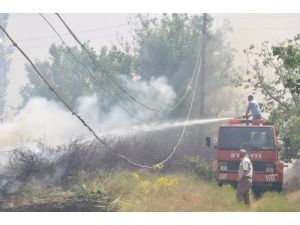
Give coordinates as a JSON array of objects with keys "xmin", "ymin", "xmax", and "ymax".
[
  {"xmin": 219, "ymin": 163, "xmax": 228, "ymax": 171},
  {"xmin": 266, "ymin": 165, "xmax": 274, "ymax": 173}
]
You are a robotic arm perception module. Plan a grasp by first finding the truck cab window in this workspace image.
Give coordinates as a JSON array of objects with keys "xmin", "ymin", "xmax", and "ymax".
[{"xmin": 219, "ymin": 127, "xmax": 275, "ymax": 150}]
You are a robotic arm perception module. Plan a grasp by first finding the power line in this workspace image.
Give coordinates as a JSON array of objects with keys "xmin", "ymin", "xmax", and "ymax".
[
  {"xmin": 0, "ymin": 24, "xmax": 153, "ymax": 169},
  {"xmin": 0, "ymin": 14, "xmax": 208, "ymax": 169},
  {"xmin": 10, "ymin": 14, "xmax": 300, "ymax": 44},
  {"xmin": 12, "ymin": 16, "xmax": 213, "ymax": 118},
  {"xmin": 11, "ymin": 13, "xmax": 300, "ymax": 21},
  {"xmin": 233, "ymin": 26, "xmax": 300, "ymax": 31},
  {"xmin": 55, "ymin": 13, "xmax": 165, "ymax": 114},
  {"xmin": 209, "ymin": 26, "xmax": 300, "ymax": 34},
  {"xmin": 39, "ymin": 13, "xmax": 146, "ymax": 123},
  {"xmin": 13, "ymin": 31, "xmax": 132, "ymax": 52},
  {"xmin": 12, "ymin": 15, "xmax": 198, "ymax": 116},
  {"xmin": 164, "ymin": 36, "xmax": 203, "ymax": 114},
  {"xmin": 16, "ymin": 23, "xmax": 129, "ymax": 43},
  {"xmin": 12, "ymin": 32, "xmax": 131, "ymax": 61},
  {"xmin": 15, "ymin": 24, "xmax": 300, "ymax": 47},
  {"xmin": 54, "ymin": 13, "xmax": 205, "ymax": 116},
  {"xmin": 76, "ymin": 24, "xmax": 129, "ymax": 34},
  {"xmin": 39, "ymin": 13, "xmax": 205, "ymax": 133},
  {"xmin": 212, "ymin": 14, "xmax": 300, "ymax": 20},
  {"xmin": 152, "ymin": 13, "xmax": 208, "ymax": 167},
  {"xmin": 199, "ymin": 13, "xmax": 208, "ymax": 118}
]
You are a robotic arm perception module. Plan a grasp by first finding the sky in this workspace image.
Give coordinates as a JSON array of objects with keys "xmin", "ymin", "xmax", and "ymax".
[{"xmin": 3, "ymin": 13, "xmax": 300, "ymax": 118}]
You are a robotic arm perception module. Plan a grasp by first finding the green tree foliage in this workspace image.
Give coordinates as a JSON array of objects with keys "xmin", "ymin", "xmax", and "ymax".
[
  {"xmin": 131, "ymin": 14, "xmax": 237, "ymax": 117},
  {"xmin": 22, "ymin": 14, "xmax": 237, "ymax": 119},
  {"xmin": 22, "ymin": 44, "xmax": 95, "ymax": 108},
  {"xmin": 235, "ymin": 35, "xmax": 300, "ymax": 161},
  {"xmin": 0, "ymin": 13, "xmax": 13, "ymax": 119},
  {"xmin": 21, "ymin": 43, "xmax": 133, "ymax": 110}
]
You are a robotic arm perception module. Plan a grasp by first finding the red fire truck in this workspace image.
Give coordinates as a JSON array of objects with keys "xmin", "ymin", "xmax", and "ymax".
[{"xmin": 206, "ymin": 118, "xmax": 285, "ymax": 194}]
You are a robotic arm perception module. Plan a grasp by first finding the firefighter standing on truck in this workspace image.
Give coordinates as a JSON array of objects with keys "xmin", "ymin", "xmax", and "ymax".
[
  {"xmin": 244, "ymin": 95, "xmax": 261, "ymax": 119},
  {"xmin": 237, "ymin": 149, "xmax": 253, "ymax": 206}
]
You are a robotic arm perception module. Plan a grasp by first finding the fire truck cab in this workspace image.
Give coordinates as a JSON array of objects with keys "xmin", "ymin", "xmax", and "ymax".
[{"xmin": 207, "ymin": 118, "xmax": 284, "ymax": 194}]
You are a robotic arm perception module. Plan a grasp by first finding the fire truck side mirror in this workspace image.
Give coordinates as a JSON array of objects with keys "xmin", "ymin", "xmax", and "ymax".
[{"xmin": 205, "ymin": 137, "xmax": 211, "ymax": 148}]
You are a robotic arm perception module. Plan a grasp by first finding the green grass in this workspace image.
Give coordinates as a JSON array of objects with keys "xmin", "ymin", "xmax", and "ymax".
[
  {"xmin": 254, "ymin": 192, "xmax": 296, "ymax": 212},
  {"xmin": 2, "ymin": 170, "xmax": 300, "ymax": 212},
  {"xmin": 101, "ymin": 170, "xmax": 300, "ymax": 212}
]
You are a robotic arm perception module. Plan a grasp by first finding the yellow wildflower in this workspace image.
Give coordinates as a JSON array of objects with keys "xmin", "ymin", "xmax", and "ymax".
[
  {"xmin": 131, "ymin": 172, "xmax": 140, "ymax": 180},
  {"xmin": 222, "ymin": 184, "xmax": 233, "ymax": 191},
  {"xmin": 139, "ymin": 180, "xmax": 151, "ymax": 189},
  {"xmin": 155, "ymin": 176, "xmax": 178, "ymax": 187}
]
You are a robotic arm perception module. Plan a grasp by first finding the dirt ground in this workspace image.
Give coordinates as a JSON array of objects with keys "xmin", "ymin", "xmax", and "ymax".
[{"xmin": 0, "ymin": 192, "xmax": 116, "ymax": 212}]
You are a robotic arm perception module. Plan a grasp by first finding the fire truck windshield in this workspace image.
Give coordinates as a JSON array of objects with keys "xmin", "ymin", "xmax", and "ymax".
[{"xmin": 218, "ymin": 127, "xmax": 275, "ymax": 150}]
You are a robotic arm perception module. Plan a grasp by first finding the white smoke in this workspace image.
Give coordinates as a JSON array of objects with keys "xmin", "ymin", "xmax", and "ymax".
[
  {"xmin": 0, "ymin": 97, "xmax": 86, "ymax": 148},
  {"xmin": 0, "ymin": 76, "xmax": 176, "ymax": 149},
  {"xmin": 97, "ymin": 76, "xmax": 177, "ymax": 131},
  {"xmin": 120, "ymin": 76, "xmax": 176, "ymax": 119},
  {"xmin": 124, "ymin": 76, "xmax": 176, "ymax": 110}
]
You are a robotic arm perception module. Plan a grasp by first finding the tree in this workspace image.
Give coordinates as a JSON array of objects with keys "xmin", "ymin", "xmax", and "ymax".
[
  {"xmin": 19, "ymin": 14, "xmax": 240, "ymax": 160},
  {"xmin": 235, "ymin": 35, "xmax": 300, "ymax": 161},
  {"xmin": 22, "ymin": 43, "xmax": 98, "ymax": 108},
  {"xmin": 21, "ymin": 14, "xmax": 238, "ymax": 120},
  {"xmin": 129, "ymin": 14, "xmax": 238, "ymax": 118},
  {"xmin": 21, "ymin": 43, "xmax": 133, "ymax": 110},
  {"xmin": 0, "ymin": 13, "xmax": 13, "ymax": 120}
]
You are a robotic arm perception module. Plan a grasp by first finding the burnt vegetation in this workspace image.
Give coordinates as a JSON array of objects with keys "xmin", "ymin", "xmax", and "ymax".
[
  {"xmin": 0, "ymin": 128, "xmax": 216, "ymax": 211},
  {"xmin": 0, "ymin": 128, "xmax": 214, "ymax": 190}
]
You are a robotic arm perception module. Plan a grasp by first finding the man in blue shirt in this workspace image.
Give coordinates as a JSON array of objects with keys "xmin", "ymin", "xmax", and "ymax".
[{"xmin": 244, "ymin": 95, "xmax": 261, "ymax": 119}]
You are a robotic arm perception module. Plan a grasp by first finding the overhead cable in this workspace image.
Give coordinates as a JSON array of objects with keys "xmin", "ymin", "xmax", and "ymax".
[
  {"xmin": 55, "ymin": 13, "xmax": 205, "ymax": 116},
  {"xmin": 16, "ymin": 23, "xmax": 129, "ymax": 43},
  {"xmin": 152, "ymin": 14, "xmax": 208, "ymax": 167},
  {"xmin": 39, "ymin": 13, "xmax": 145, "ymax": 123},
  {"xmin": 0, "ymin": 24, "xmax": 153, "ymax": 169},
  {"xmin": 55, "ymin": 13, "xmax": 165, "ymax": 114},
  {"xmin": 0, "ymin": 14, "xmax": 207, "ymax": 169}
]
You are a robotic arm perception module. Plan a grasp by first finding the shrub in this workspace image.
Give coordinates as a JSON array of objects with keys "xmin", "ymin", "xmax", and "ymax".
[{"xmin": 185, "ymin": 156, "xmax": 215, "ymax": 180}]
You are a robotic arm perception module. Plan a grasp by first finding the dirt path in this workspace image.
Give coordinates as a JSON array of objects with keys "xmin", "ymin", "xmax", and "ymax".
[{"xmin": 0, "ymin": 192, "xmax": 116, "ymax": 212}]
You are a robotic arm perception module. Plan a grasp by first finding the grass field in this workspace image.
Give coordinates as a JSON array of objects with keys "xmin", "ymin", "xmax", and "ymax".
[
  {"xmin": 92, "ymin": 170, "xmax": 300, "ymax": 212},
  {"xmin": 1, "ymin": 170, "xmax": 300, "ymax": 211}
]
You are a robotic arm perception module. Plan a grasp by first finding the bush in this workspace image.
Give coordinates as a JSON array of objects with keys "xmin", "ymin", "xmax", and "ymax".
[
  {"xmin": 185, "ymin": 156, "xmax": 215, "ymax": 181},
  {"xmin": 8, "ymin": 147, "xmax": 55, "ymax": 182}
]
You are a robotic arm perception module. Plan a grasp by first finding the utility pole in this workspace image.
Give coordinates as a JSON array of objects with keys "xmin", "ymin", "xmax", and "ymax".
[
  {"xmin": 197, "ymin": 13, "xmax": 208, "ymax": 148},
  {"xmin": 199, "ymin": 13, "xmax": 208, "ymax": 119}
]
